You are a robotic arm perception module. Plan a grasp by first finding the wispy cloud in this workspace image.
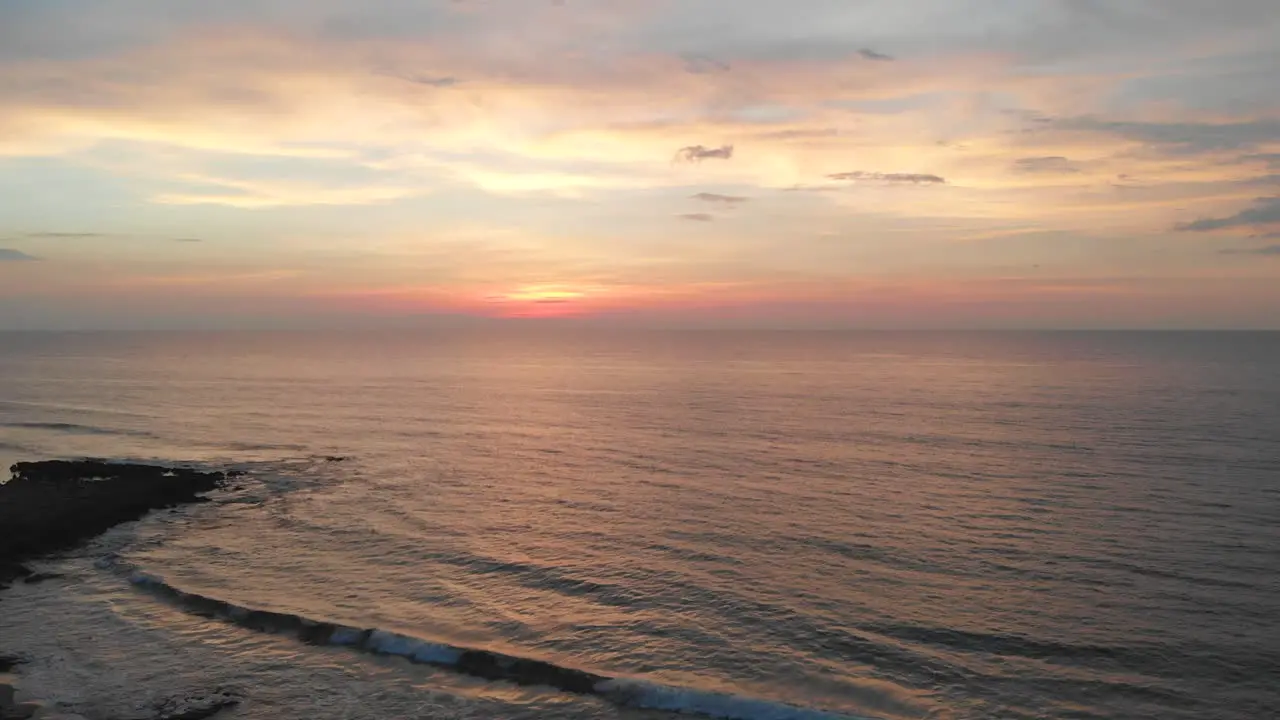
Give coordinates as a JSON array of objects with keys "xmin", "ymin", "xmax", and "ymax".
[
  {"xmin": 1060, "ymin": 118, "xmax": 1280, "ymax": 154},
  {"xmin": 674, "ymin": 145, "xmax": 734, "ymax": 163},
  {"xmin": 1241, "ymin": 153, "xmax": 1280, "ymax": 169},
  {"xmin": 781, "ymin": 184, "xmax": 845, "ymax": 193},
  {"xmin": 678, "ymin": 213, "xmax": 715, "ymax": 222},
  {"xmin": 399, "ymin": 74, "xmax": 459, "ymax": 88},
  {"xmin": 827, "ymin": 171, "xmax": 946, "ymax": 184},
  {"xmin": 0, "ymin": 248, "xmax": 40, "ymax": 262},
  {"xmin": 756, "ymin": 128, "xmax": 843, "ymax": 141},
  {"xmin": 174, "ymin": 237, "xmax": 204, "ymax": 243},
  {"xmin": 1220, "ymin": 244, "xmax": 1280, "ymax": 256},
  {"xmin": 690, "ymin": 192, "xmax": 748, "ymax": 204},
  {"xmin": 681, "ymin": 53, "xmax": 730, "ymax": 74},
  {"xmin": 1176, "ymin": 197, "xmax": 1280, "ymax": 232},
  {"xmin": 1013, "ymin": 156, "xmax": 1081, "ymax": 173},
  {"xmin": 151, "ymin": 174, "xmax": 425, "ymax": 208},
  {"xmin": 857, "ymin": 49, "xmax": 894, "ymax": 61},
  {"xmin": 25, "ymin": 232, "xmax": 105, "ymax": 238}
]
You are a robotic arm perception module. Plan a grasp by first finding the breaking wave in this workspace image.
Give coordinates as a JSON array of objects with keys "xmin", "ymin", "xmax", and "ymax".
[{"xmin": 109, "ymin": 561, "xmax": 873, "ymax": 720}]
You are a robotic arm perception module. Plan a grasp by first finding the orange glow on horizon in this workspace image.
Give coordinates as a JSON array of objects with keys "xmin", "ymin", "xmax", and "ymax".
[{"xmin": 485, "ymin": 284, "xmax": 591, "ymax": 318}]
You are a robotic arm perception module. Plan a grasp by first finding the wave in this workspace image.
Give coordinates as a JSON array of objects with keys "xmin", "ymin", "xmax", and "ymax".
[
  {"xmin": 0, "ymin": 421, "xmax": 157, "ymax": 438},
  {"xmin": 112, "ymin": 563, "xmax": 872, "ymax": 720}
]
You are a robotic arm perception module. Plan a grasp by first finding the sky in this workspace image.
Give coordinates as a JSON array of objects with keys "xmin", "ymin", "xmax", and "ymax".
[{"xmin": 1, "ymin": 0, "xmax": 1279, "ymax": 330}]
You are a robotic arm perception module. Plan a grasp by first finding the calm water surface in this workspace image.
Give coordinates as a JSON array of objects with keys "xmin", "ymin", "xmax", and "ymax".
[{"xmin": 1, "ymin": 331, "xmax": 1278, "ymax": 719}]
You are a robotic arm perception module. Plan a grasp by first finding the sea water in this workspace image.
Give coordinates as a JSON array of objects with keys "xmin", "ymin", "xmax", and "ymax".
[{"xmin": 2, "ymin": 330, "xmax": 1278, "ymax": 719}]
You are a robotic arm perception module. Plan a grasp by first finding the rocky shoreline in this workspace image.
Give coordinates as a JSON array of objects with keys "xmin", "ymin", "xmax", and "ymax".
[
  {"xmin": 0, "ymin": 460, "xmax": 228, "ymax": 589},
  {"xmin": 0, "ymin": 460, "xmax": 239, "ymax": 720}
]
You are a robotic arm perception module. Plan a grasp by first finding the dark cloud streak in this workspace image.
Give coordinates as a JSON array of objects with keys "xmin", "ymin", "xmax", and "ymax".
[
  {"xmin": 674, "ymin": 145, "xmax": 734, "ymax": 163},
  {"xmin": 1220, "ymin": 244, "xmax": 1280, "ymax": 255},
  {"xmin": 403, "ymin": 74, "xmax": 459, "ymax": 87},
  {"xmin": 1061, "ymin": 117, "xmax": 1280, "ymax": 153},
  {"xmin": 1014, "ymin": 156, "xmax": 1081, "ymax": 173},
  {"xmin": 690, "ymin": 192, "xmax": 748, "ymax": 204},
  {"xmin": 1176, "ymin": 197, "xmax": 1280, "ymax": 232},
  {"xmin": 0, "ymin": 248, "xmax": 41, "ymax": 262},
  {"xmin": 827, "ymin": 171, "xmax": 946, "ymax": 184}
]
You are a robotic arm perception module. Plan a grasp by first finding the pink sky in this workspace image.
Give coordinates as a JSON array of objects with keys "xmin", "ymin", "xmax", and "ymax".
[{"xmin": 1, "ymin": 1, "xmax": 1278, "ymax": 328}]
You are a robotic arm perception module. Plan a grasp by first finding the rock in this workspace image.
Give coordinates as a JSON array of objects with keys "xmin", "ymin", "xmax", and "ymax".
[
  {"xmin": 20, "ymin": 573, "xmax": 61, "ymax": 585},
  {"xmin": 1, "ymin": 681, "xmax": 15, "ymax": 709},
  {"xmin": 0, "ymin": 461, "xmax": 225, "ymax": 588},
  {"xmin": 149, "ymin": 688, "xmax": 242, "ymax": 720},
  {"xmin": 31, "ymin": 708, "xmax": 88, "ymax": 720},
  {"xmin": 2, "ymin": 701, "xmax": 42, "ymax": 720},
  {"xmin": 0, "ymin": 563, "xmax": 31, "ymax": 586}
]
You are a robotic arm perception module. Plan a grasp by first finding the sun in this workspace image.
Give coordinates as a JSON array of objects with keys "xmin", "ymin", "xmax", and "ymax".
[
  {"xmin": 500, "ymin": 285, "xmax": 586, "ymax": 303},
  {"xmin": 486, "ymin": 284, "xmax": 591, "ymax": 317}
]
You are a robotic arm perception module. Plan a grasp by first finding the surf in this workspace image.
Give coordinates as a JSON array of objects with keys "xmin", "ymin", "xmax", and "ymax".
[{"xmin": 112, "ymin": 561, "xmax": 876, "ymax": 720}]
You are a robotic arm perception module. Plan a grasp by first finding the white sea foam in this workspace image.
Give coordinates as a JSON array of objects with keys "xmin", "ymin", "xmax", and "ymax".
[
  {"xmin": 346, "ymin": 630, "xmax": 464, "ymax": 665},
  {"xmin": 128, "ymin": 570, "xmax": 164, "ymax": 588},
  {"xmin": 328, "ymin": 627, "xmax": 366, "ymax": 646},
  {"xmin": 411, "ymin": 643, "xmax": 465, "ymax": 666}
]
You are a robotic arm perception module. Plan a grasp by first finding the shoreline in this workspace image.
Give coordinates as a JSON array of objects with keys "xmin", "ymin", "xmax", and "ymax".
[
  {"xmin": 1, "ymin": 459, "xmax": 239, "ymax": 720},
  {"xmin": 1, "ymin": 460, "xmax": 229, "ymax": 589},
  {"xmin": 1, "ymin": 459, "xmax": 874, "ymax": 720}
]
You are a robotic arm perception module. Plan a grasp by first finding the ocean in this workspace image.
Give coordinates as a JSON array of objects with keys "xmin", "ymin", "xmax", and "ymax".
[{"xmin": 1, "ymin": 330, "xmax": 1278, "ymax": 720}]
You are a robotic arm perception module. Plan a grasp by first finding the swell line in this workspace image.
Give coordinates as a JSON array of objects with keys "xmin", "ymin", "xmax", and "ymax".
[
  {"xmin": 109, "ymin": 561, "xmax": 870, "ymax": 720},
  {"xmin": 0, "ymin": 421, "xmax": 158, "ymax": 438}
]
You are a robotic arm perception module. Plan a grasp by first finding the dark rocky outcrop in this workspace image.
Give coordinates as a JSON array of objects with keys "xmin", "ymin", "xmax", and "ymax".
[
  {"xmin": 20, "ymin": 573, "xmax": 61, "ymax": 585},
  {"xmin": 0, "ymin": 460, "xmax": 225, "ymax": 589},
  {"xmin": 1, "ymin": 461, "xmax": 241, "ymax": 719},
  {"xmin": 141, "ymin": 688, "xmax": 242, "ymax": 720}
]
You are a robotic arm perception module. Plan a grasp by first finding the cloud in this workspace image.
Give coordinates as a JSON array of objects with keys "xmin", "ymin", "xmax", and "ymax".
[
  {"xmin": 857, "ymin": 49, "xmax": 894, "ymax": 61},
  {"xmin": 781, "ymin": 184, "xmax": 845, "ymax": 192},
  {"xmin": 1242, "ymin": 174, "xmax": 1280, "ymax": 187},
  {"xmin": 674, "ymin": 145, "xmax": 734, "ymax": 163},
  {"xmin": 681, "ymin": 53, "xmax": 730, "ymax": 74},
  {"xmin": 678, "ymin": 213, "xmax": 715, "ymax": 222},
  {"xmin": 400, "ymin": 74, "xmax": 460, "ymax": 87},
  {"xmin": 174, "ymin": 237, "xmax": 204, "ymax": 243},
  {"xmin": 690, "ymin": 192, "xmax": 748, "ymax": 204},
  {"xmin": 1176, "ymin": 197, "xmax": 1280, "ymax": 232},
  {"xmin": 1241, "ymin": 153, "xmax": 1280, "ymax": 169},
  {"xmin": 151, "ymin": 173, "xmax": 425, "ymax": 208},
  {"xmin": 1220, "ymin": 244, "xmax": 1280, "ymax": 256},
  {"xmin": 25, "ymin": 232, "xmax": 105, "ymax": 238},
  {"xmin": 0, "ymin": 248, "xmax": 40, "ymax": 261},
  {"xmin": 1013, "ymin": 156, "xmax": 1081, "ymax": 173},
  {"xmin": 827, "ymin": 171, "xmax": 946, "ymax": 184},
  {"xmin": 1060, "ymin": 118, "xmax": 1280, "ymax": 154},
  {"xmin": 756, "ymin": 128, "xmax": 843, "ymax": 141}
]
